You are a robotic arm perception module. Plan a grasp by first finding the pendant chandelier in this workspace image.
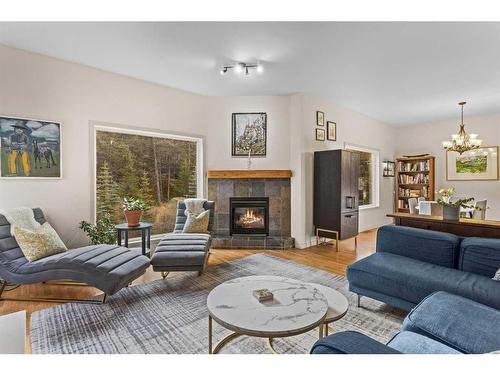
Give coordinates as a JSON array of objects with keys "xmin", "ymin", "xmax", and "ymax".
[{"xmin": 442, "ymin": 102, "xmax": 482, "ymax": 154}]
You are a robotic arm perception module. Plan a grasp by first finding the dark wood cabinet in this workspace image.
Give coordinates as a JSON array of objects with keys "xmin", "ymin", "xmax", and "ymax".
[{"xmin": 314, "ymin": 149, "xmax": 360, "ymax": 240}]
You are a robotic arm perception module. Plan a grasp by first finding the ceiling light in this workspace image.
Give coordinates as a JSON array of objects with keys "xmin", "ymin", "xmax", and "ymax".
[
  {"xmin": 234, "ymin": 63, "xmax": 244, "ymax": 74},
  {"xmin": 442, "ymin": 102, "xmax": 482, "ymax": 154},
  {"xmin": 219, "ymin": 62, "xmax": 263, "ymax": 77}
]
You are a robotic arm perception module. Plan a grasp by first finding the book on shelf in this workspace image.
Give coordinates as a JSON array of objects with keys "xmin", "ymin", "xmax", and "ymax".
[
  {"xmin": 398, "ymin": 173, "xmax": 429, "ymax": 184},
  {"xmin": 398, "ymin": 160, "xmax": 430, "ymax": 172}
]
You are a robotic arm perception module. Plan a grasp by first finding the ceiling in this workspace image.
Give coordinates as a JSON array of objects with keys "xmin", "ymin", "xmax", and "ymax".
[{"xmin": 1, "ymin": 22, "xmax": 500, "ymax": 126}]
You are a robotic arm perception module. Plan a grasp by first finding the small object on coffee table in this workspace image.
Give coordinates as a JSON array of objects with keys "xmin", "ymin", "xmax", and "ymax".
[{"xmin": 253, "ymin": 288, "xmax": 274, "ymax": 302}]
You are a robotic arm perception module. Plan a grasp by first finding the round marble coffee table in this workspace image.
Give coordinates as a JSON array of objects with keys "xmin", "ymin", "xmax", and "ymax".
[
  {"xmin": 206, "ymin": 275, "xmax": 329, "ymax": 354},
  {"xmin": 307, "ymin": 283, "xmax": 349, "ymax": 337}
]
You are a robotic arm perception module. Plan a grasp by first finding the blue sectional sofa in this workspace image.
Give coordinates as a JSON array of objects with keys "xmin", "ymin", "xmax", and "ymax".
[
  {"xmin": 311, "ymin": 225, "xmax": 500, "ymax": 354},
  {"xmin": 347, "ymin": 225, "xmax": 500, "ymax": 311},
  {"xmin": 311, "ymin": 291, "xmax": 500, "ymax": 354}
]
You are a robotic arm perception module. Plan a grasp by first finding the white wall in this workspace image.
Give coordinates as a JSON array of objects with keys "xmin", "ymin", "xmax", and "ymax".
[
  {"xmin": 205, "ymin": 95, "xmax": 291, "ymax": 170},
  {"xmin": 395, "ymin": 113, "xmax": 500, "ymax": 220},
  {"xmin": 0, "ymin": 45, "xmax": 207, "ymax": 247},
  {"xmin": 290, "ymin": 94, "xmax": 396, "ymax": 248},
  {"xmin": 0, "ymin": 45, "xmax": 396, "ymax": 249}
]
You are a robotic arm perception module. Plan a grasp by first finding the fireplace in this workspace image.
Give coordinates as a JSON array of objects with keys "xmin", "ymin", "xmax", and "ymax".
[{"xmin": 230, "ymin": 197, "xmax": 269, "ymax": 236}]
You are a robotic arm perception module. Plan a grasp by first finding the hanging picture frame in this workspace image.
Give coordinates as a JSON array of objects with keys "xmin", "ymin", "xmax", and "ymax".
[
  {"xmin": 316, "ymin": 128, "xmax": 325, "ymax": 141},
  {"xmin": 0, "ymin": 115, "xmax": 62, "ymax": 179},
  {"xmin": 231, "ymin": 112, "xmax": 267, "ymax": 157},
  {"xmin": 326, "ymin": 121, "xmax": 336, "ymax": 141},
  {"xmin": 316, "ymin": 111, "xmax": 325, "ymax": 126},
  {"xmin": 446, "ymin": 146, "xmax": 499, "ymax": 181}
]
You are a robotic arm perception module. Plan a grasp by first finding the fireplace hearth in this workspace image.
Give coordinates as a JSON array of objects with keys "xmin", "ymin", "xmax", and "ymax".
[{"xmin": 230, "ymin": 197, "xmax": 269, "ymax": 236}]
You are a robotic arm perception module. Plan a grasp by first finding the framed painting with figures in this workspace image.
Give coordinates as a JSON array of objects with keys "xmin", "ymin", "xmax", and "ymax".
[
  {"xmin": 231, "ymin": 112, "xmax": 267, "ymax": 157},
  {"xmin": 0, "ymin": 115, "xmax": 62, "ymax": 179},
  {"xmin": 446, "ymin": 146, "xmax": 498, "ymax": 181}
]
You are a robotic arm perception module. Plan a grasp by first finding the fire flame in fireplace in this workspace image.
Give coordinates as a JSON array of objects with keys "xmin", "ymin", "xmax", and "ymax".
[{"xmin": 239, "ymin": 209, "xmax": 264, "ymax": 227}]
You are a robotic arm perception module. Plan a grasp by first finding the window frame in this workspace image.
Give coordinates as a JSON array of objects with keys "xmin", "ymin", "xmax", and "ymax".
[
  {"xmin": 345, "ymin": 143, "xmax": 380, "ymax": 210},
  {"xmin": 91, "ymin": 122, "xmax": 204, "ymax": 231}
]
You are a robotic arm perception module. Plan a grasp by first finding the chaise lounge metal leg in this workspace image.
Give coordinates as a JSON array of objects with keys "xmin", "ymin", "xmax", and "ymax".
[
  {"xmin": 0, "ymin": 279, "xmax": 107, "ymax": 304},
  {"xmin": 161, "ymin": 271, "xmax": 169, "ymax": 280},
  {"xmin": 356, "ymin": 294, "xmax": 361, "ymax": 308}
]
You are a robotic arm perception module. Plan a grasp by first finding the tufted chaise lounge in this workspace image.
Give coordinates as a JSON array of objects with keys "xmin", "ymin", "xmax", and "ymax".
[
  {"xmin": 150, "ymin": 200, "xmax": 214, "ymax": 278},
  {"xmin": 0, "ymin": 208, "xmax": 150, "ymax": 303}
]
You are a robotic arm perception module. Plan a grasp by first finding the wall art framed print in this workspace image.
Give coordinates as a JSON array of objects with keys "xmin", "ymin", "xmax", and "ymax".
[
  {"xmin": 0, "ymin": 115, "xmax": 62, "ymax": 179},
  {"xmin": 327, "ymin": 121, "xmax": 337, "ymax": 141},
  {"xmin": 446, "ymin": 146, "xmax": 499, "ymax": 181},
  {"xmin": 316, "ymin": 111, "xmax": 325, "ymax": 126},
  {"xmin": 316, "ymin": 128, "xmax": 325, "ymax": 141},
  {"xmin": 231, "ymin": 112, "xmax": 267, "ymax": 156}
]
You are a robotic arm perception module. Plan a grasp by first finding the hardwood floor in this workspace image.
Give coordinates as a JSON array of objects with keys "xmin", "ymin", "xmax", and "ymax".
[{"xmin": 0, "ymin": 228, "xmax": 377, "ymax": 353}]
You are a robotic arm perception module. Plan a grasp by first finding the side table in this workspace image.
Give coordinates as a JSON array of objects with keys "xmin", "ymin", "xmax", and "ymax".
[{"xmin": 115, "ymin": 222, "xmax": 153, "ymax": 257}]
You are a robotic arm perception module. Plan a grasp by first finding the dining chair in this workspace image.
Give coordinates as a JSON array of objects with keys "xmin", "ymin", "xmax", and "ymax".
[
  {"xmin": 418, "ymin": 197, "xmax": 426, "ymax": 202},
  {"xmin": 408, "ymin": 198, "xmax": 419, "ymax": 214},
  {"xmin": 472, "ymin": 200, "xmax": 487, "ymax": 220}
]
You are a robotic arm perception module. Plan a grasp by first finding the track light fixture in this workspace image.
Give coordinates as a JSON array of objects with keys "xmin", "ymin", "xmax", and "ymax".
[{"xmin": 219, "ymin": 62, "xmax": 263, "ymax": 76}]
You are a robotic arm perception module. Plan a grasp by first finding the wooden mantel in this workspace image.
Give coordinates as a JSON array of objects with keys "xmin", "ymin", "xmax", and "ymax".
[{"xmin": 207, "ymin": 170, "xmax": 292, "ymax": 179}]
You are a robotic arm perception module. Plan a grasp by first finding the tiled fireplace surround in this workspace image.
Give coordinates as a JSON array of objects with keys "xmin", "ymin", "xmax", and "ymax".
[{"xmin": 207, "ymin": 171, "xmax": 294, "ymax": 249}]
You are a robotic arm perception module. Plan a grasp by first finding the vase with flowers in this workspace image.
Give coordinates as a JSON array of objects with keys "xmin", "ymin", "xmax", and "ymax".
[{"xmin": 436, "ymin": 188, "xmax": 474, "ymax": 221}]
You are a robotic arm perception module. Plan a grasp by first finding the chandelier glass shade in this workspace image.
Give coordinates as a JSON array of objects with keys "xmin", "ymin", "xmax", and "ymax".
[{"xmin": 442, "ymin": 102, "xmax": 482, "ymax": 155}]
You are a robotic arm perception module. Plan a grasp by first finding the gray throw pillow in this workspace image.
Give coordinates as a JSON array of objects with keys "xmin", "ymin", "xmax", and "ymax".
[
  {"xmin": 183, "ymin": 210, "xmax": 210, "ymax": 233},
  {"xmin": 493, "ymin": 268, "xmax": 500, "ymax": 281}
]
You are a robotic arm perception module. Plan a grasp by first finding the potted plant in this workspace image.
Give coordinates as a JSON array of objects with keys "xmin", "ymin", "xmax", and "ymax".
[
  {"xmin": 123, "ymin": 197, "xmax": 148, "ymax": 227},
  {"xmin": 436, "ymin": 188, "xmax": 474, "ymax": 221},
  {"xmin": 79, "ymin": 212, "xmax": 116, "ymax": 245}
]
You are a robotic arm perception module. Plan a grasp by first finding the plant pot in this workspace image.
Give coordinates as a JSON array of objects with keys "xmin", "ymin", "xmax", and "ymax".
[
  {"xmin": 124, "ymin": 210, "xmax": 142, "ymax": 227},
  {"xmin": 443, "ymin": 206, "xmax": 460, "ymax": 221}
]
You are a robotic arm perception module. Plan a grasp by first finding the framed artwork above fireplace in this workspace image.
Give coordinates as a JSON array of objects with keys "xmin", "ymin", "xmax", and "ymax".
[{"xmin": 231, "ymin": 112, "xmax": 267, "ymax": 157}]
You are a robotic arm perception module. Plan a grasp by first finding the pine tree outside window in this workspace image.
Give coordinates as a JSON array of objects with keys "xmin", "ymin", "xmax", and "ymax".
[{"xmin": 93, "ymin": 125, "xmax": 203, "ymax": 236}]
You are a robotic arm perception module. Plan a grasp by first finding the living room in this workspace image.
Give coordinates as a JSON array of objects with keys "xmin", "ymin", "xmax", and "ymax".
[{"xmin": 0, "ymin": 2, "xmax": 499, "ymax": 374}]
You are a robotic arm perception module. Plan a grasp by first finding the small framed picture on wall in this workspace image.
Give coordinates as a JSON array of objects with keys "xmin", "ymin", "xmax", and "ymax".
[
  {"xmin": 316, "ymin": 128, "xmax": 325, "ymax": 141},
  {"xmin": 316, "ymin": 111, "xmax": 325, "ymax": 126},
  {"xmin": 326, "ymin": 121, "xmax": 336, "ymax": 141}
]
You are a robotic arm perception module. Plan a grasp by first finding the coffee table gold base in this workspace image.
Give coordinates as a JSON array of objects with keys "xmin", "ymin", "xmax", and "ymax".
[{"xmin": 209, "ymin": 315, "xmax": 326, "ymax": 354}]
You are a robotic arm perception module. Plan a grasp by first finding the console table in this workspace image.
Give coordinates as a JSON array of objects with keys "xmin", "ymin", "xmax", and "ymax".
[{"xmin": 387, "ymin": 212, "xmax": 500, "ymax": 239}]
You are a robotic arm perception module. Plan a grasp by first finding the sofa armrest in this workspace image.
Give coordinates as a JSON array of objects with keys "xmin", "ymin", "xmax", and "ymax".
[
  {"xmin": 376, "ymin": 225, "xmax": 460, "ymax": 268},
  {"xmin": 310, "ymin": 331, "xmax": 401, "ymax": 354}
]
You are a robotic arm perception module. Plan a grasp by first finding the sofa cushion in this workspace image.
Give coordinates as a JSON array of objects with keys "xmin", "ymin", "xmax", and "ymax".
[
  {"xmin": 347, "ymin": 252, "xmax": 500, "ymax": 310},
  {"xmin": 376, "ymin": 225, "xmax": 460, "ymax": 268},
  {"xmin": 387, "ymin": 331, "xmax": 460, "ymax": 354},
  {"xmin": 311, "ymin": 331, "xmax": 401, "ymax": 354},
  {"xmin": 459, "ymin": 237, "xmax": 500, "ymax": 278},
  {"xmin": 14, "ymin": 222, "xmax": 67, "ymax": 262},
  {"xmin": 402, "ymin": 291, "xmax": 500, "ymax": 354}
]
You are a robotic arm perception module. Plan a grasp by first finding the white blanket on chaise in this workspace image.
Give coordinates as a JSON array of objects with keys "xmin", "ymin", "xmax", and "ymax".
[
  {"xmin": 183, "ymin": 198, "xmax": 207, "ymax": 217},
  {"xmin": 0, "ymin": 207, "xmax": 41, "ymax": 235}
]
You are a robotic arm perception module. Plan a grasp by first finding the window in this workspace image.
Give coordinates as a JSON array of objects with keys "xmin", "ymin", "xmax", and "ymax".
[
  {"xmin": 93, "ymin": 125, "xmax": 203, "ymax": 236},
  {"xmin": 345, "ymin": 144, "xmax": 379, "ymax": 209}
]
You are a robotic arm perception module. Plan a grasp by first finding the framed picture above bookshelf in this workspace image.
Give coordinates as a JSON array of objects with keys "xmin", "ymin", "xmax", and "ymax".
[{"xmin": 395, "ymin": 155, "xmax": 435, "ymax": 212}]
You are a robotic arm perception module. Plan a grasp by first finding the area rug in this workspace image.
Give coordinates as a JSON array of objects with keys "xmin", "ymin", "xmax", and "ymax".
[{"xmin": 30, "ymin": 254, "xmax": 406, "ymax": 354}]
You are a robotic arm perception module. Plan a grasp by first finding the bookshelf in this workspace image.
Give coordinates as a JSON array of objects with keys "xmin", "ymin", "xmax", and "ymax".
[{"xmin": 396, "ymin": 155, "xmax": 435, "ymax": 212}]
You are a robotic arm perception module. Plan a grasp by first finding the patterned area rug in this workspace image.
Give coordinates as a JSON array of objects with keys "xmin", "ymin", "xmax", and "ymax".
[{"xmin": 30, "ymin": 254, "xmax": 406, "ymax": 354}]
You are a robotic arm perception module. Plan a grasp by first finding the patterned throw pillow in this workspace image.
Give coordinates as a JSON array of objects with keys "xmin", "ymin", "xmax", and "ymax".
[
  {"xmin": 183, "ymin": 210, "xmax": 210, "ymax": 233},
  {"xmin": 493, "ymin": 268, "xmax": 500, "ymax": 281},
  {"xmin": 14, "ymin": 222, "xmax": 67, "ymax": 262}
]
